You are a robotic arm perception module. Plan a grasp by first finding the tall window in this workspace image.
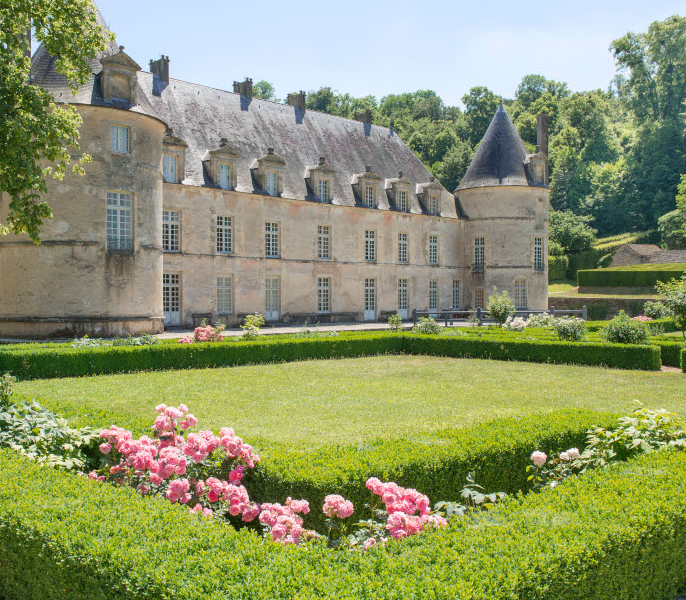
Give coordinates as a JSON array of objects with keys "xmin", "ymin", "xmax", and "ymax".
[
  {"xmin": 163, "ymin": 155, "xmax": 178, "ymax": 183},
  {"xmin": 364, "ymin": 278, "xmax": 376, "ymax": 313},
  {"xmin": 364, "ymin": 185, "xmax": 375, "ymax": 207},
  {"xmin": 398, "ymin": 233, "xmax": 408, "ymax": 263},
  {"xmin": 110, "ymin": 125, "xmax": 129, "ymax": 153},
  {"xmin": 216, "ymin": 216, "xmax": 233, "ymax": 254},
  {"xmin": 398, "ymin": 279, "xmax": 408, "ymax": 312},
  {"xmin": 452, "ymin": 280, "xmax": 461, "ymax": 309},
  {"xmin": 474, "ymin": 289, "xmax": 485, "ymax": 309},
  {"xmin": 429, "ymin": 195, "xmax": 439, "ymax": 215},
  {"xmin": 429, "ymin": 280, "xmax": 438, "ymax": 310},
  {"xmin": 217, "ymin": 163, "xmax": 231, "ymax": 190},
  {"xmin": 265, "ymin": 278, "xmax": 280, "ymax": 319},
  {"xmin": 474, "ymin": 237, "xmax": 485, "ymax": 271},
  {"xmin": 217, "ymin": 275, "xmax": 233, "ymax": 314},
  {"xmin": 162, "ymin": 273, "xmax": 180, "ymax": 324},
  {"xmin": 429, "ymin": 235, "xmax": 439, "ymax": 265},
  {"xmin": 534, "ymin": 237, "xmax": 544, "ymax": 271},
  {"xmin": 317, "ymin": 277, "xmax": 331, "ymax": 314},
  {"xmin": 514, "ymin": 279, "xmax": 527, "ymax": 309},
  {"xmin": 266, "ymin": 171, "xmax": 277, "ymax": 196},
  {"xmin": 317, "ymin": 225, "xmax": 331, "ymax": 259},
  {"xmin": 265, "ymin": 222, "xmax": 280, "ymax": 258},
  {"xmin": 106, "ymin": 191, "xmax": 132, "ymax": 251},
  {"xmin": 364, "ymin": 230, "xmax": 376, "ymax": 262},
  {"xmin": 162, "ymin": 210, "xmax": 180, "ymax": 252},
  {"xmin": 318, "ymin": 179, "xmax": 330, "ymax": 202},
  {"xmin": 397, "ymin": 190, "xmax": 408, "ymax": 212}
]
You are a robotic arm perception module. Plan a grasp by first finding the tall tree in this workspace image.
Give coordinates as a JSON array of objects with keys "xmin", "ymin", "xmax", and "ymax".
[
  {"xmin": 0, "ymin": 0, "xmax": 111, "ymax": 243},
  {"xmin": 253, "ymin": 80, "xmax": 278, "ymax": 102}
]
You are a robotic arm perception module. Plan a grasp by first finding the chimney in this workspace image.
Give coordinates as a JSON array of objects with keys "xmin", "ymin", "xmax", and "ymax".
[
  {"xmin": 233, "ymin": 78, "xmax": 253, "ymax": 99},
  {"xmin": 536, "ymin": 114, "xmax": 549, "ymax": 157},
  {"xmin": 149, "ymin": 55, "xmax": 170, "ymax": 84},
  {"xmin": 365, "ymin": 165, "xmax": 372, "ymax": 173},
  {"xmin": 318, "ymin": 156, "xmax": 326, "ymax": 166},
  {"xmin": 354, "ymin": 109, "xmax": 372, "ymax": 124},
  {"xmin": 287, "ymin": 91, "xmax": 306, "ymax": 111}
]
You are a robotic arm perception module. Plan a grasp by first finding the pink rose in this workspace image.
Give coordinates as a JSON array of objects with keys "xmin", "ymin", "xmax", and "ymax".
[
  {"xmin": 531, "ymin": 450, "xmax": 547, "ymax": 467},
  {"xmin": 99, "ymin": 443, "xmax": 112, "ymax": 454}
]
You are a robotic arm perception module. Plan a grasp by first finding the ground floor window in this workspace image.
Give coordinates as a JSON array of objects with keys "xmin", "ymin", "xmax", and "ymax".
[
  {"xmin": 452, "ymin": 280, "xmax": 460, "ymax": 309},
  {"xmin": 265, "ymin": 278, "xmax": 280, "ymax": 320},
  {"xmin": 514, "ymin": 279, "xmax": 527, "ymax": 309},
  {"xmin": 474, "ymin": 289, "xmax": 484, "ymax": 309},
  {"xmin": 398, "ymin": 279, "xmax": 408, "ymax": 312},
  {"xmin": 217, "ymin": 275, "xmax": 233, "ymax": 314},
  {"xmin": 364, "ymin": 278, "xmax": 376, "ymax": 319},
  {"xmin": 317, "ymin": 277, "xmax": 331, "ymax": 314},
  {"xmin": 429, "ymin": 280, "xmax": 438, "ymax": 310},
  {"xmin": 163, "ymin": 273, "xmax": 180, "ymax": 325}
]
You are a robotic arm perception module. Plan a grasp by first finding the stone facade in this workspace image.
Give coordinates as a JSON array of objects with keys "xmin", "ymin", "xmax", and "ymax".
[{"xmin": 0, "ymin": 10, "xmax": 549, "ymax": 337}]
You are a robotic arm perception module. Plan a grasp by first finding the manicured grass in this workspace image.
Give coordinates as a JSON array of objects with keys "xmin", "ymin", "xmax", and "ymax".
[
  {"xmin": 15, "ymin": 355, "xmax": 686, "ymax": 447},
  {"xmin": 550, "ymin": 285, "xmax": 661, "ymax": 299}
]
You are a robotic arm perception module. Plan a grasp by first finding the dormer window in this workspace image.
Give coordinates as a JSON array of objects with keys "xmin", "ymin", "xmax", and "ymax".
[
  {"xmin": 100, "ymin": 46, "xmax": 141, "ymax": 104},
  {"xmin": 387, "ymin": 171, "xmax": 413, "ymax": 213},
  {"xmin": 352, "ymin": 166, "xmax": 381, "ymax": 208},
  {"xmin": 204, "ymin": 139, "xmax": 240, "ymax": 191},
  {"xmin": 525, "ymin": 152, "xmax": 548, "ymax": 185},
  {"xmin": 429, "ymin": 195, "xmax": 439, "ymax": 215},
  {"xmin": 417, "ymin": 178, "xmax": 443, "ymax": 216},
  {"xmin": 162, "ymin": 131, "xmax": 187, "ymax": 185},
  {"xmin": 266, "ymin": 171, "xmax": 277, "ymax": 196},
  {"xmin": 305, "ymin": 157, "xmax": 335, "ymax": 203},
  {"xmin": 364, "ymin": 186, "xmax": 375, "ymax": 207},
  {"xmin": 318, "ymin": 179, "xmax": 330, "ymax": 203},
  {"xmin": 397, "ymin": 190, "xmax": 408, "ymax": 212},
  {"xmin": 163, "ymin": 155, "xmax": 178, "ymax": 183},
  {"xmin": 251, "ymin": 147, "xmax": 285, "ymax": 197}
]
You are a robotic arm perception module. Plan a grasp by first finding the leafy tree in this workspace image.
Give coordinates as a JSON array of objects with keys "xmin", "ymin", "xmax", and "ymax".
[
  {"xmin": 462, "ymin": 86, "xmax": 500, "ymax": 147},
  {"xmin": 433, "ymin": 141, "xmax": 473, "ymax": 192},
  {"xmin": 549, "ymin": 209, "xmax": 597, "ymax": 254},
  {"xmin": 658, "ymin": 210, "xmax": 686, "ymax": 249},
  {"xmin": 253, "ymin": 80, "xmax": 278, "ymax": 102},
  {"xmin": 655, "ymin": 275, "xmax": 686, "ymax": 338},
  {"xmin": 515, "ymin": 74, "xmax": 570, "ymax": 111},
  {"xmin": 1, "ymin": 0, "xmax": 111, "ymax": 243}
]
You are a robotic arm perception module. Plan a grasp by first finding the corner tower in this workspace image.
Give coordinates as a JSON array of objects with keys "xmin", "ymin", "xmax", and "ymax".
[{"xmin": 456, "ymin": 102, "xmax": 549, "ymax": 310}]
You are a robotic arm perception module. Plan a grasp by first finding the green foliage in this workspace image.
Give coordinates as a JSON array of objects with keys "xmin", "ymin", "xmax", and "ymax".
[
  {"xmin": 600, "ymin": 311, "xmax": 651, "ymax": 344},
  {"xmin": 658, "ymin": 208, "xmax": 686, "ymax": 249},
  {"xmin": 597, "ymin": 253, "xmax": 613, "ymax": 268},
  {"xmin": 643, "ymin": 300, "xmax": 673, "ymax": 319},
  {"xmin": 656, "ymin": 274, "xmax": 686, "ymax": 337},
  {"xmin": 252, "ymin": 80, "xmax": 279, "ymax": 102},
  {"xmin": 241, "ymin": 313, "xmax": 266, "ymax": 340},
  {"xmin": 0, "ymin": 0, "xmax": 112, "ymax": 242},
  {"xmin": 578, "ymin": 263, "xmax": 686, "ymax": 287},
  {"xmin": 411, "ymin": 317, "xmax": 440, "ymax": 335},
  {"xmin": 553, "ymin": 316, "xmax": 586, "ymax": 341},
  {"xmin": 549, "ymin": 209, "xmax": 598, "ymax": 254},
  {"xmin": 547, "ymin": 254, "xmax": 569, "ymax": 280},
  {"xmin": 387, "ymin": 313, "xmax": 403, "ymax": 332},
  {"xmin": 485, "ymin": 287, "xmax": 515, "ymax": 325}
]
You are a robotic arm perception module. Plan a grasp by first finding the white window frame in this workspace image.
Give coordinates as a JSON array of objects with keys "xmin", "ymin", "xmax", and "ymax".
[
  {"xmin": 163, "ymin": 154, "xmax": 178, "ymax": 183},
  {"xmin": 217, "ymin": 275, "xmax": 234, "ymax": 314},
  {"xmin": 110, "ymin": 125, "xmax": 129, "ymax": 153},
  {"xmin": 429, "ymin": 235, "xmax": 439, "ymax": 265},
  {"xmin": 317, "ymin": 277, "xmax": 331, "ymax": 314},
  {"xmin": 265, "ymin": 221, "xmax": 280, "ymax": 258},
  {"xmin": 216, "ymin": 216, "xmax": 233, "ymax": 254},
  {"xmin": 265, "ymin": 171, "xmax": 278, "ymax": 196},
  {"xmin": 163, "ymin": 273, "xmax": 181, "ymax": 324},
  {"xmin": 534, "ymin": 237, "xmax": 544, "ymax": 271},
  {"xmin": 217, "ymin": 163, "xmax": 231, "ymax": 191},
  {"xmin": 398, "ymin": 233, "xmax": 408, "ymax": 264},
  {"xmin": 317, "ymin": 225, "xmax": 331, "ymax": 260},
  {"xmin": 364, "ymin": 230, "xmax": 376, "ymax": 262},
  {"xmin": 365, "ymin": 278, "xmax": 376, "ymax": 311},
  {"xmin": 364, "ymin": 185, "xmax": 375, "ymax": 207},
  {"xmin": 452, "ymin": 280, "xmax": 461, "ymax": 309},
  {"xmin": 429, "ymin": 280, "xmax": 438, "ymax": 310},
  {"xmin": 162, "ymin": 210, "xmax": 180, "ymax": 253},
  {"xmin": 397, "ymin": 189, "xmax": 408, "ymax": 212},
  {"xmin": 474, "ymin": 289, "xmax": 485, "ymax": 309},
  {"xmin": 429, "ymin": 195, "xmax": 439, "ymax": 215},
  {"xmin": 318, "ymin": 179, "xmax": 330, "ymax": 203},
  {"xmin": 106, "ymin": 191, "xmax": 132, "ymax": 252},
  {"xmin": 514, "ymin": 279, "xmax": 527, "ymax": 309},
  {"xmin": 474, "ymin": 237, "xmax": 485, "ymax": 271},
  {"xmin": 398, "ymin": 278, "xmax": 408, "ymax": 311}
]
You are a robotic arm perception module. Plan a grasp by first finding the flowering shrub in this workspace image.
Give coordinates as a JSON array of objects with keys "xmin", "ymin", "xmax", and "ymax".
[
  {"xmin": 643, "ymin": 300, "xmax": 673, "ymax": 320},
  {"xmin": 412, "ymin": 316, "xmax": 440, "ymax": 335},
  {"xmin": 553, "ymin": 316, "xmax": 586, "ymax": 341},
  {"xmin": 630, "ymin": 315, "xmax": 653, "ymax": 322},
  {"xmin": 241, "ymin": 313, "xmax": 265, "ymax": 340},
  {"xmin": 502, "ymin": 316, "xmax": 527, "ymax": 331},
  {"xmin": 526, "ymin": 313, "xmax": 557, "ymax": 328},
  {"xmin": 178, "ymin": 323, "xmax": 226, "ymax": 344},
  {"xmin": 71, "ymin": 334, "xmax": 159, "ymax": 348},
  {"xmin": 600, "ymin": 311, "xmax": 650, "ymax": 345}
]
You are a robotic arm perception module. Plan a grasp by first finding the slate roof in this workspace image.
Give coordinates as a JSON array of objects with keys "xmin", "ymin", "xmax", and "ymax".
[
  {"xmin": 457, "ymin": 102, "xmax": 546, "ymax": 192},
  {"xmin": 624, "ymin": 244, "xmax": 661, "ymax": 255},
  {"xmin": 29, "ymin": 9, "xmax": 457, "ymax": 217}
]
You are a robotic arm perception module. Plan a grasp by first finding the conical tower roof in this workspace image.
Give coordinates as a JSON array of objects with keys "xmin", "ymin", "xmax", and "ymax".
[{"xmin": 457, "ymin": 102, "xmax": 533, "ymax": 191}]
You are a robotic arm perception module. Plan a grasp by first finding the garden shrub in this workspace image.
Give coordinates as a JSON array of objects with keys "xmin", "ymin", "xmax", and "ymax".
[
  {"xmin": 643, "ymin": 300, "xmax": 673, "ymax": 320},
  {"xmin": 411, "ymin": 317, "xmax": 440, "ymax": 335},
  {"xmin": 596, "ymin": 253, "xmax": 613, "ymax": 268},
  {"xmin": 586, "ymin": 301, "xmax": 610, "ymax": 321},
  {"xmin": 241, "ymin": 313, "xmax": 266, "ymax": 340},
  {"xmin": 650, "ymin": 339, "xmax": 685, "ymax": 367},
  {"xmin": 1, "ymin": 446, "xmax": 686, "ymax": 599},
  {"xmin": 656, "ymin": 275, "xmax": 686, "ymax": 338},
  {"xmin": 485, "ymin": 288, "xmax": 515, "ymax": 326},
  {"xmin": 577, "ymin": 263, "xmax": 686, "ymax": 287},
  {"xmin": 553, "ymin": 316, "xmax": 586, "ymax": 341},
  {"xmin": 600, "ymin": 311, "xmax": 651, "ymax": 345},
  {"xmin": 547, "ymin": 254, "xmax": 568, "ymax": 281},
  {"xmin": 387, "ymin": 313, "xmax": 403, "ymax": 332}
]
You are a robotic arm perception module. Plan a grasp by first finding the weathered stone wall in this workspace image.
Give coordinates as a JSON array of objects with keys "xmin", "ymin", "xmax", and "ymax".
[
  {"xmin": 609, "ymin": 246, "xmax": 647, "ymax": 268},
  {"xmin": 649, "ymin": 250, "xmax": 686, "ymax": 264}
]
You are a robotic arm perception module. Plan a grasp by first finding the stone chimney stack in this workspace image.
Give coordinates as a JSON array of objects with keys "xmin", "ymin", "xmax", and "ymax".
[
  {"xmin": 149, "ymin": 55, "xmax": 170, "ymax": 84},
  {"xmin": 536, "ymin": 113, "xmax": 549, "ymax": 157},
  {"xmin": 233, "ymin": 78, "xmax": 253, "ymax": 99},
  {"xmin": 354, "ymin": 109, "xmax": 373, "ymax": 124},
  {"xmin": 287, "ymin": 91, "xmax": 306, "ymax": 111}
]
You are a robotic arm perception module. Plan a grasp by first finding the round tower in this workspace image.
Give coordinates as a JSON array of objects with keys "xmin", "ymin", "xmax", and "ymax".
[{"xmin": 455, "ymin": 102, "xmax": 549, "ymax": 311}]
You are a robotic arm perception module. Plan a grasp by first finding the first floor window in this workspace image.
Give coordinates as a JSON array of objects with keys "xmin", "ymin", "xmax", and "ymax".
[
  {"xmin": 364, "ymin": 185, "xmax": 375, "ymax": 207},
  {"xmin": 397, "ymin": 190, "xmax": 408, "ymax": 212},
  {"xmin": 163, "ymin": 154, "xmax": 178, "ymax": 183},
  {"xmin": 265, "ymin": 222, "xmax": 279, "ymax": 257},
  {"xmin": 429, "ymin": 280, "xmax": 438, "ymax": 310},
  {"xmin": 365, "ymin": 230, "xmax": 376, "ymax": 262},
  {"xmin": 398, "ymin": 233, "xmax": 408, "ymax": 263},
  {"xmin": 398, "ymin": 279, "xmax": 408, "ymax": 311},
  {"xmin": 452, "ymin": 280, "xmax": 461, "ymax": 309},
  {"xmin": 317, "ymin": 225, "xmax": 331, "ymax": 259},
  {"xmin": 474, "ymin": 289, "xmax": 485, "ymax": 309},
  {"xmin": 317, "ymin": 277, "xmax": 331, "ymax": 313},
  {"xmin": 534, "ymin": 237, "xmax": 544, "ymax": 271},
  {"xmin": 162, "ymin": 210, "xmax": 180, "ymax": 252},
  {"xmin": 216, "ymin": 216, "xmax": 233, "ymax": 253},
  {"xmin": 106, "ymin": 191, "xmax": 132, "ymax": 251},
  {"xmin": 429, "ymin": 195, "xmax": 439, "ymax": 215},
  {"xmin": 474, "ymin": 237, "xmax": 485, "ymax": 271},
  {"xmin": 217, "ymin": 163, "xmax": 231, "ymax": 190},
  {"xmin": 266, "ymin": 171, "xmax": 277, "ymax": 196},
  {"xmin": 217, "ymin": 275, "xmax": 233, "ymax": 314},
  {"xmin": 429, "ymin": 235, "xmax": 439, "ymax": 265},
  {"xmin": 318, "ymin": 179, "xmax": 330, "ymax": 202},
  {"xmin": 110, "ymin": 125, "xmax": 129, "ymax": 153},
  {"xmin": 514, "ymin": 279, "xmax": 527, "ymax": 309}
]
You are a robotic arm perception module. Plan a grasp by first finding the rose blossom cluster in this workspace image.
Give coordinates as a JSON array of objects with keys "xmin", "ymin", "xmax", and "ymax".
[
  {"xmin": 365, "ymin": 477, "xmax": 447, "ymax": 540},
  {"xmin": 178, "ymin": 324, "xmax": 225, "ymax": 344},
  {"xmin": 530, "ymin": 450, "xmax": 547, "ymax": 466},
  {"xmin": 322, "ymin": 494, "xmax": 354, "ymax": 519},
  {"xmin": 258, "ymin": 497, "xmax": 313, "ymax": 545},
  {"xmin": 631, "ymin": 315, "xmax": 653, "ymax": 322},
  {"xmin": 559, "ymin": 447, "xmax": 581, "ymax": 461}
]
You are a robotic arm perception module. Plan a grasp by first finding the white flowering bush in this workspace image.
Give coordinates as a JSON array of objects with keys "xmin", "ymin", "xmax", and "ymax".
[
  {"xmin": 502, "ymin": 316, "xmax": 527, "ymax": 331},
  {"xmin": 412, "ymin": 317, "xmax": 440, "ymax": 335},
  {"xmin": 486, "ymin": 287, "xmax": 515, "ymax": 326},
  {"xmin": 553, "ymin": 316, "xmax": 586, "ymax": 341},
  {"xmin": 525, "ymin": 313, "xmax": 557, "ymax": 328}
]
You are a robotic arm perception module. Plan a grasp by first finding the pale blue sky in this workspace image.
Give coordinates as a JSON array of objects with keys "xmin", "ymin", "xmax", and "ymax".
[{"xmin": 96, "ymin": 0, "xmax": 683, "ymax": 107}]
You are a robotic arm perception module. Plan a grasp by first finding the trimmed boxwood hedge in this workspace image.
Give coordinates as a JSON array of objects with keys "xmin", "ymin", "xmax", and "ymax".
[
  {"xmin": 651, "ymin": 339, "xmax": 685, "ymax": 367},
  {"xmin": 0, "ymin": 331, "xmax": 662, "ymax": 380},
  {"xmin": 577, "ymin": 263, "xmax": 686, "ymax": 287},
  {"xmin": 249, "ymin": 409, "xmax": 619, "ymax": 531},
  {"xmin": 1, "ymin": 446, "xmax": 686, "ymax": 599},
  {"xmin": 682, "ymin": 348, "xmax": 686, "ymax": 372}
]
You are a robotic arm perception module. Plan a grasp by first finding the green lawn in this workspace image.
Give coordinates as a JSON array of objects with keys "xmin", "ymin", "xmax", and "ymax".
[{"xmin": 15, "ymin": 356, "xmax": 686, "ymax": 447}]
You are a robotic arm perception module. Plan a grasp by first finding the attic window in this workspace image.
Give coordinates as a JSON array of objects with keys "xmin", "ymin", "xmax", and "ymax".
[
  {"xmin": 306, "ymin": 157, "xmax": 335, "ymax": 203},
  {"xmin": 352, "ymin": 166, "xmax": 381, "ymax": 209},
  {"xmin": 100, "ymin": 46, "xmax": 140, "ymax": 104},
  {"xmin": 163, "ymin": 131, "xmax": 188, "ymax": 184},
  {"xmin": 318, "ymin": 180, "xmax": 330, "ymax": 203},
  {"xmin": 252, "ymin": 148, "xmax": 285, "ymax": 197},
  {"xmin": 205, "ymin": 140, "xmax": 240, "ymax": 191},
  {"xmin": 218, "ymin": 164, "xmax": 231, "ymax": 190}
]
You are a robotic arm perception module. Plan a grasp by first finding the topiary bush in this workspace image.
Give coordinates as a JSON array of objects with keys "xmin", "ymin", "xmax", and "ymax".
[{"xmin": 601, "ymin": 311, "xmax": 651, "ymax": 345}]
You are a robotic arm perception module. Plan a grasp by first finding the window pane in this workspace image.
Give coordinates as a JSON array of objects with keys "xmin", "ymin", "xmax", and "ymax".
[
  {"xmin": 217, "ymin": 275, "xmax": 233, "ymax": 314},
  {"xmin": 216, "ymin": 216, "xmax": 233, "ymax": 253}
]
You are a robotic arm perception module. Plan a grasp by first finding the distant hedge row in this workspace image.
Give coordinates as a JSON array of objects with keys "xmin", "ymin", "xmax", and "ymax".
[
  {"xmin": 577, "ymin": 263, "xmax": 686, "ymax": 287},
  {"xmin": 2, "ymin": 445, "xmax": 685, "ymax": 599},
  {"xmin": 0, "ymin": 332, "xmax": 662, "ymax": 380},
  {"xmin": 548, "ymin": 254, "xmax": 569, "ymax": 280}
]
